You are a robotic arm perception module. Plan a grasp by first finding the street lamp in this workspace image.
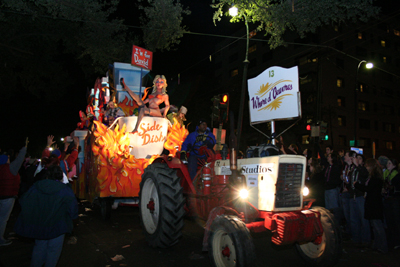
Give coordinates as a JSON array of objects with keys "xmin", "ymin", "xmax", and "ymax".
[
  {"xmin": 354, "ymin": 60, "xmax": 373, "ymax": 146},
  {"xmin": 229, "ymin": 6, "xmax": 249, "ymax": 150},
  {"xmin": 228, "ymin": 6, "xmax": 238, "ymax": 16}
]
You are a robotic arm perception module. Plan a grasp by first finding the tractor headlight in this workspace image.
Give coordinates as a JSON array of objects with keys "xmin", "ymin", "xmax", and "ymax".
[
  {"xmin": 239, "ymin": 189, "xmax": 249, "ymax": 199},
  {"xmin": 302, "ymin": 186, "xmax": 309, "ymax": 196}
]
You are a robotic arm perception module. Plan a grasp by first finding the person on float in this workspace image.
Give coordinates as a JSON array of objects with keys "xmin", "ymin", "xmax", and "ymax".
[
  {"xmin": 120, "ymin": 75, "xmax": 170, "ymax": 134},
  {"xmin": 180, "ymin": 119, "xmax": 216, "ymax": 180},
  {"xmin": 167, "ymin": 106, "xmax": 187, "ymax": 126},
  {"xmin": 102, "ymin": 100, "xmax": 125, "ymax": 126},
  {"xmin": 0, "ymin": 137, "xmax": 28, "ymax": 246}
]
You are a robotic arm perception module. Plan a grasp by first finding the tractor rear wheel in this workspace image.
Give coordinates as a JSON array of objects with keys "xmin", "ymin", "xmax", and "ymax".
[
  {"xmin": 139, "ymin": 163, "xmax": 185, "ymax": 248},
  {"xmin": 208, "ymin": 215, "xmax": 256, "ymax": 267},
  {"xmin": 296, "ymin": 206, "xmax": 342, "ymax": 267}
]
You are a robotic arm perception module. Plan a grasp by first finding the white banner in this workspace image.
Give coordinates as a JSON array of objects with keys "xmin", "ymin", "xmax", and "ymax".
[
  {"xmin": 118, "ymin": 116, "xmax": 168, "ymax": 159},
  {"xmin": 248, "ymin": 66, "xmax": 300, "ymax": 123}
]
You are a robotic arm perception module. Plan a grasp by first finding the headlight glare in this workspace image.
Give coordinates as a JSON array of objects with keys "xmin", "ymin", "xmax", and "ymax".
[
  {"xmin": 303, "ymin": 186, "xmax": 309, "ymax": 196},
  {"xmin": 239, "ymin": 189, "xmax": 249, "ymax": 199}
]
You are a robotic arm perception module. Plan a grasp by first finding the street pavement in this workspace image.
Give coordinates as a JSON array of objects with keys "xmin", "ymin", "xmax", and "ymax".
[{"xmin": 1, "ymin": 200, "xmax": 399, "ymax": 267}]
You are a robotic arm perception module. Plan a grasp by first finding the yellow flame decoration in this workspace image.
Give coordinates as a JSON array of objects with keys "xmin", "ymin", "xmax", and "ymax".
[
  {"xmin": 92, "ymin": 121, "xmax": 158, "ymax": 197},
  {"xmin": 90, "ymin": 118, "xmax": 188, "ymax": 197},
  {"xmin": 259, "ymin": 94, "xmax": 292, "ymax": 111},
  {"xmin": 164, "ymin": 117, "xmax": 189, "ymax": 154},
  {"xmin": 255, "ymin": 79, "xmax": 292, "ymax": 98}
]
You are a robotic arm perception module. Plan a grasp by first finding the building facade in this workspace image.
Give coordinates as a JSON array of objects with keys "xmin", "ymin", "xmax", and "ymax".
[{"xmin": 213, "ymin": 15, "xmax": 400, "ymax": 158}]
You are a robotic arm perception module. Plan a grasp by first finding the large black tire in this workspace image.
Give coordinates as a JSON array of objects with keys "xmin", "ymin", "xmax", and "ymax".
[
  {"xmin": 296, "ymin": 206, "xmax": 342, "ymax": 267},
  {"xmin": 208, "ymin": 215, "xmax": 256, "ymax": 267},
  {"xmin": 139, "ymin": 163, "xmax": 185, "ymax": 248}
]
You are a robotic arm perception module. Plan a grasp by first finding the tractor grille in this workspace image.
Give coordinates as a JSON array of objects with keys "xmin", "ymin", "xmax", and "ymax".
[{"xmin": 275, "ymin": 163, "xmax": 303, "ymax": 208}]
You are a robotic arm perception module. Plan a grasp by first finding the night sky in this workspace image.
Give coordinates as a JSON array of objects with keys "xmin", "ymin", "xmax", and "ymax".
[
  {"xmin": 0, "ymin": 0, "xmax": 237, "ymax": 157},
  {"xmin": 0, "ymin": 0, "xmax": 398, "ymax": 157}
]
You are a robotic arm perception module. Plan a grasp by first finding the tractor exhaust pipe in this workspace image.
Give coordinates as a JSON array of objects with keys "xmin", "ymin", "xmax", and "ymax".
[
  {"xmin": 229, "ymin": 111, "xmax": 238, "ymax": 171},
  {"xmin": 230, "ymin": 148, "xmax": 237, "ymax": 171},
  {"xmin": 228, "ymin": 111, "xmax": 244, "ymax": 185}
]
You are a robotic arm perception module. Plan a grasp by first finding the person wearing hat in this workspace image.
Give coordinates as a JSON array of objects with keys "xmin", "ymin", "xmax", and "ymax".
[
  {"xmin": 181, "ymin": 119, "xmax": 216, "ymax": 180},
  {"xmin": 378, "ymin": 155, "xmax": 389, "ymax": 171},
  {"xmin": 40, "ymin": 135, "xmax": 80, "ymax": 184},
  {"xmin": 0, "ymin": 137, "xmax": 29, "ymax": 246},
  {"xmin": 167, "ymin": 106, "xmax": 187, "ymax": 126}
]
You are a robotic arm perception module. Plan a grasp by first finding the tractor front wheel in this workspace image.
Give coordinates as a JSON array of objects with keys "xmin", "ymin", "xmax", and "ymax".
[
  {"xmin": 139, "ymin": 163, "xmax": 185, "ymax": 248},
  {"xmin": 296, "ymin": 206, "xmax": 342, "ymax": 267},
  {"xmin": 208, "ymin": 215, "xmax": 256, "ymax": 267}
]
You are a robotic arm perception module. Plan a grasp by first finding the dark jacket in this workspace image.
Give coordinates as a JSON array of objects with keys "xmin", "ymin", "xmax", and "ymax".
[
  {"xmin": 350, "ymin": 165, "xmax": 369, "ymax": 198},
  {"xmin": 308, "ymin": 170, "xmax": 325, "ymax": 207},
  {"xmin": 391, "ymin": 173, "xmax": 400, "ymax": 197},
  {"xmin": 342, "ymin": 163, "xmax": 355, "ymax": 193},
  {"xmin": 14, "ymin": 179, "xmax": 78, "ymax": 240},
  {"xmin": 181, "ymin": 126, "xmax": 216, "ymax": 157},
  {"xmin": 316, "ymin": 145, "xmax": 342, "ymax": 190},
  {"xmin": 354, "ymin": 176, "xmax": 384, "ymax": 220},
  {"xmin": 19, "ymin": 162, "xmax": 39, "ymax": 197},
  {"xmin": 324, "ymin": 164, "xmax": 342, "ymax": 190}
]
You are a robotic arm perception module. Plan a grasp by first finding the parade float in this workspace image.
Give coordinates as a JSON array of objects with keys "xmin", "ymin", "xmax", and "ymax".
[{"xmin": 71, "ymin": 57, "xmax": 188, "ymax": 219}]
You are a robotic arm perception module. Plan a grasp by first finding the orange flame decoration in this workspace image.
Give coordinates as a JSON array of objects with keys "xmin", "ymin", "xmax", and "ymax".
[
  {"xmin": 92, "ymin": 118, "xmax": 188, "ymax": 197},
  {"xmin": 118, "ymin": 95, "xmax": 138, "ymax": 116},
  {"xmin": 164, "ymin": 117, "xmax": 189, "ymax": 153}
]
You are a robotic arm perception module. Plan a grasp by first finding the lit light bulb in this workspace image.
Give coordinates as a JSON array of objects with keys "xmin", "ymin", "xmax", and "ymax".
[{"xmin": 229, "ymin": 6, "xmax": 238, "ymax": 17}]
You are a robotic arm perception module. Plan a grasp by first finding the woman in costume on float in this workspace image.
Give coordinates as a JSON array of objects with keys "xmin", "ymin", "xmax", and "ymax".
[{"xmin": 120, "ymin": 75, "xmax": 170, "ymax": 134}]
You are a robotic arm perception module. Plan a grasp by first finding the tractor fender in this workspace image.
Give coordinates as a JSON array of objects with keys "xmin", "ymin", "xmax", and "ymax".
[
  {"xmin": 202, "ymin": 206, "xmax": 240, "ymax": 251},
  {"xmin": 152, "ymin": 155, "xmax": 196, "ymax": 194}
]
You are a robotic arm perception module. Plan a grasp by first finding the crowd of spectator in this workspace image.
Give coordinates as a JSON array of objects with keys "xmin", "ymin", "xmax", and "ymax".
[
  {"xmin": 302, "ymin": 144, "xmax": 400, "ymax": 254},
  {"xmin": 0, "ymin": 136, "xmax": 79, "ymax": 266},
  {"xmin": 274, "ymin": 137, "xmax": 400, "ymax": 253},
  {"xmin": 2, "ymin": 131, "xmax": 400, "ymax": 266}
]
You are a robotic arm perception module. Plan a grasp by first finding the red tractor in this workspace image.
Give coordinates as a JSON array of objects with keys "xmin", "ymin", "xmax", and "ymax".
[{"xmin": 138, "ymin": 138, "xmax": 342, "ymax": 266}]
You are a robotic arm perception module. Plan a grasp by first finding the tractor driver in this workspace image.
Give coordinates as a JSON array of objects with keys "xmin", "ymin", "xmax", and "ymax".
[
  {"xmin": 121, "ymin": 75, "xmax": 170, "ymax": 134},
  {"xmin": 180, "ymin": 119, "xmax": 216, "ymax": 180}
]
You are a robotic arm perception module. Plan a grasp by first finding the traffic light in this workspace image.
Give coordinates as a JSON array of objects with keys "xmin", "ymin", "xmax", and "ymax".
[
  {"xmin": 220, "ymin": 94, "xmax": 228, "ymax": 105},
  {"xmin": 210, "ymin": 94, "xmax": 229, "ymax": 126},
  {"xmin": 324, "ymin": 134, "xmax": 329, "ymax": 140},
  {"xmin": 306, "ymin": 124, "xmax": 311, "ymax": 131},
  {"xmin": 219, "ymin": 94, "xmax": 229, "ymax": 123}
]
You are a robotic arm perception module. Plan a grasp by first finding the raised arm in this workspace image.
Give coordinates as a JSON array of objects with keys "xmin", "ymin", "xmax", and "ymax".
[{"xmin": 10, "ymin": 138, "xmax": 28, "ymax": 175}]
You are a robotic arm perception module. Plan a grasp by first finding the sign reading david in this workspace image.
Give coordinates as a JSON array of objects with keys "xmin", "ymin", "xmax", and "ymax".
[
  {"xmin": 248, "ymin": 66, "xmax": 300, "ymax": 123},
  {"xmin": 131, "ymin": 45, "xmax": 153, "ymax": 70}
]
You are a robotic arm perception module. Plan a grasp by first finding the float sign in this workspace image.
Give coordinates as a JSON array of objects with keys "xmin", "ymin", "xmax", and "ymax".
[
  {"xmin": 131, "ymin": 45, "xmax": 153, "ymax": 70},
  {"xmin": 248, "ymin": 66, "xmax": 300, "ymax": 123},
  {"xmin": 118, "ymin": 116, "xmax": 168, "ymax": 158}
]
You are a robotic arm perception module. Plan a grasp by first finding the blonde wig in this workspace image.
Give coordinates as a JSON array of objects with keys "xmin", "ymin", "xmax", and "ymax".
[{"xmin": 152, "ymin": 75, "xmax": 168, "ymax": 94}]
